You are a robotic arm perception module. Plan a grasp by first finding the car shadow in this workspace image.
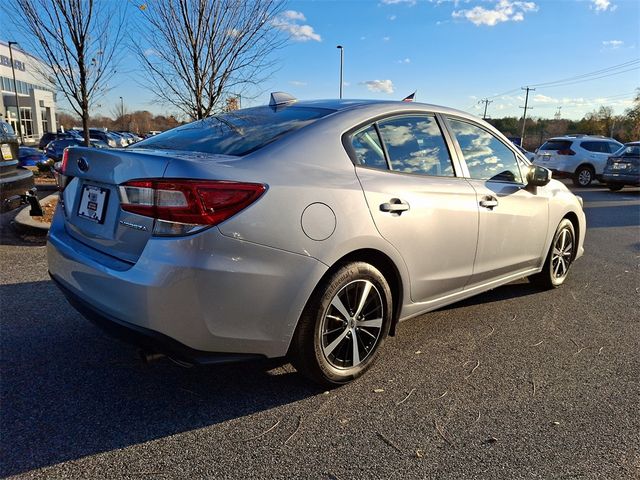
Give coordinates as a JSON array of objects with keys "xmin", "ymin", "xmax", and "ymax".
[{"xmin": 0, "ymin": 280, "xmax": 322, "ymax": 477}]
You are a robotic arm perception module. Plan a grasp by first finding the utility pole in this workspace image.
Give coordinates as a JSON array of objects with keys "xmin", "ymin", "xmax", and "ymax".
[
  {"xmin": 8, "ymin": 42, "xmax": 24, "ymax": 144},
  {"xmin": 479, "ymin": 98, "xmax": 493, "ymax": 120},
  {"xmin": 519, "ymin": 86, "xmax": 535, "ymax": 147},
  {"xmin": 336, "ymin": 45, "xmax": 344, "ymax": 99}
]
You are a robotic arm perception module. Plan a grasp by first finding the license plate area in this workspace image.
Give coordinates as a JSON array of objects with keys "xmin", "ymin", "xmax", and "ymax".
[
  {"xmin": 612, "ymin": 163, "xmax": 628, "ymax": 170},
  {"xmin": 1, "ymin": 143, "xmax": 13, "ymax": 160},
  {"xmin": 77, "ymin": 184, "xmax": 109, "ymax": 223}
]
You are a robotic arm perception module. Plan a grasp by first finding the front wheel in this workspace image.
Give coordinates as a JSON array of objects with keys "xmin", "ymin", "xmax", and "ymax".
[
  {"xmin": 289, "ymin": 262, "xmax": 392, "ymax": 387},
  {"xmin": 529, "ymin": 219, "xmax": 576, "ymax": 289}
]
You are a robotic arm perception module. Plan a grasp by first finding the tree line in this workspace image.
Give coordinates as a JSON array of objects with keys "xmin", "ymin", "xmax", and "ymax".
[
  {"xmin": 488, "ymin": 89, "xmax": 640, "ymax": 150},
  {"xmin": 56, "ymin": 111, "xmax": 181, "ymax": 136}
]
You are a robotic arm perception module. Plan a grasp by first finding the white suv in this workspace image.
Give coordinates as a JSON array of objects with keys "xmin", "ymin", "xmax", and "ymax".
[{"xmin": 533, "ymin": 135, "xmax": 623, "ymax": 186}]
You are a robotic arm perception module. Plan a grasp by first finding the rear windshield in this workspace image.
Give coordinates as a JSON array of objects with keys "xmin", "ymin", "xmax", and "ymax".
[
  {"xmin": 539, "ymin": 140, "xmax": 572, "ymax": 151},
  {"xmin": 134, "ymin": 106, "xmax": 335, "ymax": 156},
  {"xmin": 614, "ymin": 144, "xmax": 640, "ymax": 157}
]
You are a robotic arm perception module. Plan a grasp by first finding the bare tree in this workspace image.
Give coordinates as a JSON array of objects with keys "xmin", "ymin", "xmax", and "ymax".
[
  {"xmin": 6, "ymin": 0, "xmax": 126, "ymax": 145},
  {"xmin": 133, "ymin": 0, "xmax": 286, "ymax": 120}
]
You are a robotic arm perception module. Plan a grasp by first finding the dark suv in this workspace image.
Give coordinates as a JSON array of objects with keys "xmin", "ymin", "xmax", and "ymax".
[{"xmin": 0, "ymin": 121, "xmax": 35, "ymax": 211}]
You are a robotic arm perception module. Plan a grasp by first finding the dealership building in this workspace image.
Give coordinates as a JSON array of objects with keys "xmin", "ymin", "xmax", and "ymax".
[{"xmin": 0, "ymin": 40, "xmax": 57, "ymax": 142}]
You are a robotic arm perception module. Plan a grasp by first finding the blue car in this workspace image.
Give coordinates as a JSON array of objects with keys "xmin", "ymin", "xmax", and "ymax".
[
  {"xmin": 45, "ymin": 138, "xmax": 108, "ymax": 161},
  {"xmin": 18, "ymin": 146, "xmax": 49, "ymax": 167}
]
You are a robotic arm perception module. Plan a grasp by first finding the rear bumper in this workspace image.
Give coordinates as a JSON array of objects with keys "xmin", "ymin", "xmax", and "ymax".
[
  {"xmin": 601, "ymin": 172, "xmax": 640, "ymax": 186},
  {"xmin": 51, "ymin": 274, "xmax": 264, "ymax": 364},
  {"xmin": 0, "ymin": 169, "xmax": 34, "ymax": 211},
  {"xmin": 47, "ymin": 205, "xmax": 329, "ymax": 358}
]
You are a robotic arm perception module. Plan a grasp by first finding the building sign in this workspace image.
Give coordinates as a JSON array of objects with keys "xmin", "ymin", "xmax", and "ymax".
[{"xmin": 0, "ymin": 55, "xmax": 26, "ymax": 72}]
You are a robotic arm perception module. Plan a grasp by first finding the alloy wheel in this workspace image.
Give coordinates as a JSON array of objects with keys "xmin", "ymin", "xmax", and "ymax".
[
  {"xmin": 577, "ymin": 169, "xmax": 592, "ymax": 186},
  {"xmin": 320, "ymin": 279, "xmax": 384, "ymax": 369},
  {"xmin": 551, "ymin": 228, "xmax": 574, "ymax": 280}
]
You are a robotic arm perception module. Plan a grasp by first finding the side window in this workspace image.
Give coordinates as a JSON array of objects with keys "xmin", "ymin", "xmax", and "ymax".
[
  {"xmin": 447, "ymin": 118, "xmax": 523, "ymax": 183},
  {"xmin": 607, "ymin": 142, "xmax": 621, "ymax": 153},
  {"xmin": 581, "ymin": 141, "xmax": 607, "ymax": 153},
  {"xmin": 377, "ymin": 115, "xmax": 454, "ymax": 176},
  {"xmin": 350, "ymin": 125, "xmax": 388, "ymax": 170}
]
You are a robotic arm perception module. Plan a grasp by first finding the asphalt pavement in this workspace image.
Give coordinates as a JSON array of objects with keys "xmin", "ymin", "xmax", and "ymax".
[{"xmin": 1, "ymin": 183, "xmax": 639, "ymax": 479}]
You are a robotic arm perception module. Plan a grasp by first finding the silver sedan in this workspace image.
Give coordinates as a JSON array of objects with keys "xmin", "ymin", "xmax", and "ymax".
[{"xmin": 47, "ymin": 94, "xmax": 586, "ymax": 386}]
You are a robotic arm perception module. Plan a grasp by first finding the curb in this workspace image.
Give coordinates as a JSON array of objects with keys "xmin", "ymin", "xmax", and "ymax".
[{"xmin": 14, "ymin": 193, "xmax": 58, "ymax": 232}]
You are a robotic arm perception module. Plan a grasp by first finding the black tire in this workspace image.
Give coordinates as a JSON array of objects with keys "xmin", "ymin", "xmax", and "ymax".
[
  {"xmin": 529, "ymin": 219, "xmax": 576, "ymax": 290},
  {"xmin": 289, "ymin": 262, "xmax": 392, "ymax": 387},
  {"xmin": 608, "ymin": 185, "xmax": 624, "ymax": 191},
  {"xmin": 573, "ymin": 165, "xmax": 594, "ymax": 187}
]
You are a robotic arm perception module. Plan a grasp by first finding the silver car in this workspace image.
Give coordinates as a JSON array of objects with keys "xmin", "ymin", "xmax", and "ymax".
[{"xmin": 48, "ymin": 94, "xmax": 586, "ymax": 386}]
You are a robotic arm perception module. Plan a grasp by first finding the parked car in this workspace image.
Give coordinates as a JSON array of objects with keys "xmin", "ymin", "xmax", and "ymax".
[
  {"xmin": 0, "ymin": 121, "xmax": 34, "ymax": 211},
  {"xmin": 533, "ymin": 135, "xmax": 623, "ymax": 187},
  {"xmin": 18, "ymin": 146, "xmax": 49, "ymax": 167},
  {"xmin": 87, "ymin": 129, "xmax": 119, "ymax": 148},
  {"xmin": 107, "ymin": 131, "xmax": 129, "ymax": 148},
  {"xmin": 45, "ymin": 138, "xmax": 108, "ymax": 161},
  {"xmin": 515, "ymin": 144, "xmax": 536, "ymax": 161},
  {"xmin": 601, "ymin": 141, "xmax": 640, "ymax": 191},
  {"xmin": 47, "ymin": 95, "xmax": 586, "ymax": 386},
  {"xmin": 38, "ymin": 130, "xmax": 81, "ymax": 149}
]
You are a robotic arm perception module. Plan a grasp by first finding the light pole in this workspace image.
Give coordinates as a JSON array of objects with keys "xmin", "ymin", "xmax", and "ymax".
[
  {"xmin": 119, "ymin": 96, "xmax": 124, "ymax": 130},
  {"xmin": 336, "ymin": 45, "xmax": 344, "ymax": 99},
  {"xmin": 8, "ymin": 42, "xmax": 24, "ymax": 144}
]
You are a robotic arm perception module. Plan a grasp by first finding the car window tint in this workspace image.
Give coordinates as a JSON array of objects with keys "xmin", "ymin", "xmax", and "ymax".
[
  {"xmin": 351, "ymin": 125, "xmax": 387, "ymax": 170},
  {"xmin": 135, "ymin": 106, "xmax": 335, "ymax": 156},
  {"xmin": 447, "ymin": 118, "xmax": 523, "ymax": 183},
  {"xmin": 581, "ymin": 141, "xmax": 607, "ymax": 153},
  {"xmin": 377, "ymin": 115, "xmax": 454, "ymax": 176},
  {"xmin": 607, "ymin": 142, "xmax": 622, "ymax": 153},
  {"xmin": 539, "ymin": 140, "xmax": 572, "ymax": 151}
]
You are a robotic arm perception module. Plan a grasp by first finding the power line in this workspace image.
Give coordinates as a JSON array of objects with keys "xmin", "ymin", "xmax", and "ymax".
[
  {"xmin": 529, "ymin": 59, "xmax": 640, "ymax": 88},
  {"xmin": 534, "ymin": 66, "xmax": 640, "ymax": 90}
]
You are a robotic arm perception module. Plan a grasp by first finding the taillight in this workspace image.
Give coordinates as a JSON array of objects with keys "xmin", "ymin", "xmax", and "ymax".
[
  {"xmin": 60, "ymin": 147, "xmax": 70, "ymax": 173},
  {"xmin": 557, "ymin": 149, "xmax": 575, "ymax": 156},
  {"xmin": 119, "ymin": 179, "xmax": 266, "ymax": 236}
]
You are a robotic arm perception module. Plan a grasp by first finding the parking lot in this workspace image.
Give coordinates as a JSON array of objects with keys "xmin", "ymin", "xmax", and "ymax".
[{"xmin": 1, "ymin": 182, "xmax": 638, "ymax": 479}]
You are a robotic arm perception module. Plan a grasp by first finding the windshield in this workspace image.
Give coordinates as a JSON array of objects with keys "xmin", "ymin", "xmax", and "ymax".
[
  {"xmin": 614, "ymin": 144, "xmax": 640, "ymax": 157},
  {"xmin": 134, "ymin": 105, "xmax": 335, "ymax": 156}
]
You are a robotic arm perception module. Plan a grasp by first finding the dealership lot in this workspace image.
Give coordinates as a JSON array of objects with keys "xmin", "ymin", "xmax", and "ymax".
[{"xmin": 1, "ymin": 183, "xmax": 639, "ymax": 479}]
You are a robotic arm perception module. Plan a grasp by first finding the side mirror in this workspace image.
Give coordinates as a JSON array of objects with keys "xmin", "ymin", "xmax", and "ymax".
[{"xmin": 527, "ymin": 165, "xmax": 551, "ymax": 187}]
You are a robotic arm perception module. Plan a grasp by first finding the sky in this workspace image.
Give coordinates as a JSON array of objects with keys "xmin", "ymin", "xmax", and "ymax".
[{"xmin": 7, "ymin": 0, "xmax": 640, "ymax": 120}]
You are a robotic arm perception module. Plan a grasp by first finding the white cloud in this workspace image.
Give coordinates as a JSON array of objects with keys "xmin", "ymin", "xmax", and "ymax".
[
  {"xmin": 289, "ymin": 80, "xmax": 307, "ymax": 87},
  {"xmin": 389, "ymin": 14, "xmax": 397, "ymax": 20},
  {"xmin": 380, "ymin": 0, "xmax": 416, "ymax": 5},
  {"xmin": 361, "ymin": 79, "xmax": 395, "ymax": 94},
  {"xmin": 272, "ymin": 11, "xmax": 322, "ymax": 42},
  {"xmin": 397, "ymin": 57, "xmax": 411, "ymax": 63},
  {"xmin": 383, "ymin": 36, "xmax": 391, "ymax": 41},
  {"xmin": 282, "ymin": 10, "xmax": 306, "ymax": 21},
  {"xmin": 533, "ymin": 94, "xmax": 560, "ymax": 104},
  {"xmin": 592, "ymin": 0, "xmax": 616, "ymax": 12},
  {"xmin": 602, "ymin": 40, "xmax": 623, "ymax": 49},
  {"xmin": 452, "ymin": 0, "xmax": 538, "ymax": 26}
]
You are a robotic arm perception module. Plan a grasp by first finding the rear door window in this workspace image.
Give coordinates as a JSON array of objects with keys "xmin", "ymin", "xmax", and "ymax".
[
  {"xmin": 376, "ymin": 115, "xmax": 455, "ymax": 177},
  {"xmin": 581, "ymin": 141, "xmax": 608, "ymax": 153},
  {"xmin": 447, "ymin": 118, "xmax": 523, "ymax": 183}
]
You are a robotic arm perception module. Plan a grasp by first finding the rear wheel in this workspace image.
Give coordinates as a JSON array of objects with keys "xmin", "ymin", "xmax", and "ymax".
[
  {"xmin": 529, "ymin": 219, "xmax": 576, "ymax": 289},
  {"xmin": 289, "ymin": 262, "xmax": 392, "ymax": 387},
  {"xmin": 573, "ymin": 165, "xmax": 594, "ymax": 187},
  {"xmin": 608, "ymin": 185, "xmax": 624, "ymax": 191}
]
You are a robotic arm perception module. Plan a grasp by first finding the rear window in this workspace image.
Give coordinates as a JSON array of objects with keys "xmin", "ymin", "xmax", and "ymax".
[
  {"xmin": 539, "ymin": 140, "xmax": 572, "ymax": 151},
  {"xmin": 134, "ymin": 106, "xmax": 335, "ymax": 156},
  {"xmin": 614, "ymin": 144, "xmax": 640, "ymax": 157}
]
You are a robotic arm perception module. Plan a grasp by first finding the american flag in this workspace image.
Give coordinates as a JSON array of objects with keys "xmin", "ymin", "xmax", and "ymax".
[{"xmin": 402, "ymin": 92, "xmax": 416, "ymax": 102}]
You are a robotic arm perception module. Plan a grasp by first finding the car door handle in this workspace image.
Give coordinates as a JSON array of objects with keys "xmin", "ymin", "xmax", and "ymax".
[
  {"xmin": 479, "ymin": 196, "xmax": 499, "ymax": 209},
  {"xmin": 380, "ymin": 198, "xmax": 410, "ymax": 214}
]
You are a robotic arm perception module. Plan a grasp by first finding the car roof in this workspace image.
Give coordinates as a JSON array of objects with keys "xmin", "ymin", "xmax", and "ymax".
[{"xmin": 547, "ymin": 135, "xmax": 618, "ymax": 142}]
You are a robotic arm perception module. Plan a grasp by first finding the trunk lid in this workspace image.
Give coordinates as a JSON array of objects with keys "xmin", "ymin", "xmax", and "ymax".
[{"xmin": 61, "ymin": 147, "xmax": 242, "ymax": 264}]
